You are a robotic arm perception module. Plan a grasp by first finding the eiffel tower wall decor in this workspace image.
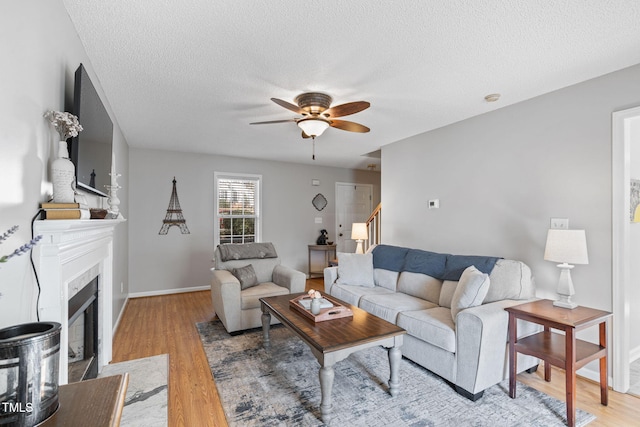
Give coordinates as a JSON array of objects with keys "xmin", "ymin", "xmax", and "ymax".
[{"xmin": 159, "ymin": 177, "xmax": 190, "ymax": 235}]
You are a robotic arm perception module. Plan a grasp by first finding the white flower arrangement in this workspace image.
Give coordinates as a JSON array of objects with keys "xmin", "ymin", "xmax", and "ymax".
[
  {"xmin": 0, "ymin": 226, "xmax": 42, "ymax": 264},
  {"xmin": 307, "ymin": 289, "xmax": 322, "ymax": 299},
  {"xmin": 44, "ymin": 110, "xmax": 83, "ymax": 140}
]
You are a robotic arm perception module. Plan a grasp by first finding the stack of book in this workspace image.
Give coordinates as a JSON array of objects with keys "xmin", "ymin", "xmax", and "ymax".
[{"xmin": 41, "ymin": 202, "xmax": 90, "ymax": 220}]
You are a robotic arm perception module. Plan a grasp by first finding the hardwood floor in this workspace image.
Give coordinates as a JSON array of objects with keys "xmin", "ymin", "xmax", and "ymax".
[{"xmin": 112, "ymin": 279, "xmax": 640, "ymax": 426}]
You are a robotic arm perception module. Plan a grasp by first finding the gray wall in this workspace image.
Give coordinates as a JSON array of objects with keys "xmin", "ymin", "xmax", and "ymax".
[
  {"xmin": 128, "ymin": 148, "xmax": 380, "ymax": 294},
  {"xmin": 382, "ymin": 63, "xmax": 640, "ymax": 316},
  {"xmin": 0, "ymin": 1, "xmax": 129, "ymax": 328}
]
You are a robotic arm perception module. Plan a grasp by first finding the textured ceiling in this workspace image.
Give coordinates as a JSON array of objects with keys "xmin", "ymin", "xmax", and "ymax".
[{"xmin": 62, "ymin": 0, "xmax": 640, "ymax": 170}]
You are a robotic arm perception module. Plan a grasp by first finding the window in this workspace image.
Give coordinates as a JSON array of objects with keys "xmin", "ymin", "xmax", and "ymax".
[{"xmin": 214, "ymin": 173, "xmax": 261, "ymax": 247}]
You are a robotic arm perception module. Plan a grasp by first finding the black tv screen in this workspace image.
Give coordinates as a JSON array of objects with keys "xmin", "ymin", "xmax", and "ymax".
[{"xmin": 70, "ymin": 64, "xmax": 113, "ymax": 197}]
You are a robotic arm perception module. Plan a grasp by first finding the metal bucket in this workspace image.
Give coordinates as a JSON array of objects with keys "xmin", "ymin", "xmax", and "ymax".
[{"xmin": 0, "ymin": 322, "xmax": 61, "ymax": 426}]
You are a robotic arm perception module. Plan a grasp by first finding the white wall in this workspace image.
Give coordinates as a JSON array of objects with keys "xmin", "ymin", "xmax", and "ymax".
[
  {"xmin": 0, "ymin": 1, "xmax": 129, "ymax": 328},
  {"xmin": 629, "ymin": 116, "xmax": 640, "ymax": 353},
  {"xmin": 383, "ymin": 63, "xmax": 640, "ymax": 315},
  {"xmin": 128, "ymin": 148, "xmax": 380, "ymax": 294}
]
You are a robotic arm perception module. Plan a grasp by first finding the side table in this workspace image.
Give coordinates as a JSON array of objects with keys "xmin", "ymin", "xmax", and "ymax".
[
  {"xmin": 41, "ymin": 374, "xmax": 129, "ymax": 426},
  {"xmin": 505, "ymin": 299, "xmax": 611, "ymax": 427},
  {"xmin": 308, "ymin": 244, "xmax": 337, "ymax": 278}
]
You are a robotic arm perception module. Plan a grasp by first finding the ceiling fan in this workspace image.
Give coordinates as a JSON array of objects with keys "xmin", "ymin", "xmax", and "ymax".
[{"xmin": 250, "ymin": 92, "xmax": 370, "ymax": 159}]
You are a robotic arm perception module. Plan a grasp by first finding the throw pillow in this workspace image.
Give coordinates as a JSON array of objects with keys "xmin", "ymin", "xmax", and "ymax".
[
  {"xmin": 336, "ymin": 252, "xmax": 375, "ymax": 288},
  {"xmin": 231, "ymin": 264, "xmax": 259, "ymax": 290},
  {"xmin": 450, "ymin": 265, "xmax": 490, "ymax": 321}
]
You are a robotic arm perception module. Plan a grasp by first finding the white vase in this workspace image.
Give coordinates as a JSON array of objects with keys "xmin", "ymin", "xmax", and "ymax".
[
  {"xmin": 51, "ymin": 141, "xmax": 75, "ymax": 203},
  {"xmin": 311, "ymin": 298, "xmax": 321, "ymax": 315}
]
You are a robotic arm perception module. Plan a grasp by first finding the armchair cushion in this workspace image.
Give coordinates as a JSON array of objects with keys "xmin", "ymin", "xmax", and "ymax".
[{"xmin": 231, "ymin": 264, "xmax": 258, "ymax": 290}]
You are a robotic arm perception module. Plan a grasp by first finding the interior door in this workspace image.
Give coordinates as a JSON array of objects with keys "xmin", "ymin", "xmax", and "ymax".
[{"xmin": 335, "ymin": 183, "xmax": 373, "ymax": 253}]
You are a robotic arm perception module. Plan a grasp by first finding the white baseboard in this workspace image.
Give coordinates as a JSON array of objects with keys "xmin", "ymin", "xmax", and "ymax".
[
  {"xmin": 128, "ymin": 285, "xmax": 210, "ymax": 299},
  {"xmin": 577, "ymin": 365, "xmax": 612, "ymax": 385},
  {"xmin": 630, "ymin": 345, "xmax": 640, "ymax": 363},
  {"xmin": 112, "ymin": 297, "xmax": 129, "ymax": 337}
]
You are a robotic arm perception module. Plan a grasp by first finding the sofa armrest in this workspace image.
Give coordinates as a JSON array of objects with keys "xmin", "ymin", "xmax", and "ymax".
[
  {"xmin": 273, "ymin": 265, "xmax": 306, "ymax": 293},
  {"xmin": 323, "ymin": 266, "xmax": 338, "ymax": 294},
  {"xmin": 455, "ymin": 299, "xmax": 540, "ymax": 395},
  {"xmin": 211, "ymin": 269, "xmax": 242, "ymax": 332}
]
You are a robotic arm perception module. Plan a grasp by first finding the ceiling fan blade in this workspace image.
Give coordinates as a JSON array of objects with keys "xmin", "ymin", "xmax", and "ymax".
[
  {"xmin": 330, "ymin": 119, "xmax": 370, "ymax": 133},
  {"xmin": 271, "ymin": 98, "xmax": 305, "ymax": 114},
  {"xmin": 323, "ymin": 101, "xmax": 370, "ymax": 118},
  {"xmin": 301, "ymin": 131, "xmax": 311, "ymax": 139},
  {"xmin": 250, "ymin": 119, "xmax": 296, "ymax": 125}
]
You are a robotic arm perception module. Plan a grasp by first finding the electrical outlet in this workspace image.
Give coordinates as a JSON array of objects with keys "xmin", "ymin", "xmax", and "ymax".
[
  {"xmin": 428, "ymin": 199, "xmax": 440, "ymax": 209},
  {"xmin": 315, "ymin": 217, "xmax": 322, "ymax": 224},
  {"xmin": 550, "ymin": 218, "xmax": 569, "ymax": 229}
]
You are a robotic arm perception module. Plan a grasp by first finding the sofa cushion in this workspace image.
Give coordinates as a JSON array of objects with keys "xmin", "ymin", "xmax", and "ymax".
[
  {"xmin": 359, "ymin": 293, "xmax": 437, "ymax": 324},
  {"xmin": 397, "ymin": 307, "xmax": 456, "ymax": 353},
  {"xmin": 336, "ymin": 252, "xmax": 375, "ymax": 287},
  {"xmin": 374, "ymin": 268, "xmax": 399, "ymax": 291},
  {"xmin": 240, "ymin": 282, "xmax": 289, "ymax": 310},
  {"xmin": 484, "ymin": 259, "xmax": 535, "ymax": 303},
  {"xmin": 329, "ymin": 283, "xmax": 394, "ymax": 307},
  {"xmin": 439, "ymin": 280, "xmax": 458, "ymax": 308},
  {"xmin": 231, "ymin": 264, "xmax": 259, "ymax": 290},
  {"xmin": 372, "ymin": 245, "xmax": 409, "ymax": 271},
  {"xmin": 397, "ymin": 271, "xmax": 442, "ymax": 305},
  {"xmin": 451, "ymin": 266, "xmax": 490, "ymax": 321},
  {"xmin": 403, "ymin": 249, "xmax": 448, "ymax": 278},
  {"xmin": 442, "ymin": 254, "xmax": 500, "ymax": 281}
]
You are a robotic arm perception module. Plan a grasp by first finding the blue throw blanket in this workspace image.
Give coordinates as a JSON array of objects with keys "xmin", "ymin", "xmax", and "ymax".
[{"xmin": 372, "ymin": 245, "xmax": 500, "ymax": 281}]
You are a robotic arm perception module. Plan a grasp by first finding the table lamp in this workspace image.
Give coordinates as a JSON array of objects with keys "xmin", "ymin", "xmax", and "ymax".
[
  {"xmin": 351, "ymin": 223, "xmax": 368, "ymax": 254},
  {"xmin": 543, "ymin": 229, "xmax": 589, "ymax": 309}
]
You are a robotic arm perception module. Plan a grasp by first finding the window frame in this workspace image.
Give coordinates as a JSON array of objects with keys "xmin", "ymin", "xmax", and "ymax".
[{"xmin": 214, "ymin": 172, "xmax": 262, "ymax": 248}]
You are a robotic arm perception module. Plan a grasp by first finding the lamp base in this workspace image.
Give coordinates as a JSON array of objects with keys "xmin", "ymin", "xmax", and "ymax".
[
  {"xmin": 553, "ymin": 263, "xmax": 578, "ymax": 309},
  {"xmin": 553, "ymin": 297, "xmax": 578, "ymax": 309},
  {"xmin": 355, "ymin": 240, "xmax": 364, "ymax": 254}
]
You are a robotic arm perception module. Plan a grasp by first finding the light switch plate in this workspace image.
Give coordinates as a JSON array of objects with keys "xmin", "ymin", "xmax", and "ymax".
[
  {"xmin": 550, "ymin": 218, "xmax": 569, "ymax": 229},
  {"xmin": 315, "ymin": 217, "xmax": 322, "ymax": 223},
  {"xmin": 428, "ymin": 199, "xmax": 440, "ymax": 209}
]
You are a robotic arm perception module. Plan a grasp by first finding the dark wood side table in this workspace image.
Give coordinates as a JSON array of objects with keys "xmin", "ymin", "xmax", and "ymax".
[
  {"xmin": 42, "ymin": 374, "xmax": 129, "ymax": 427},
  {"xmin": 505, "ymin": 299, "xmax": 611, "ymax": 427},
  {"xmin": 308, "ymin": 244, "xmax": 337, "ymax": 278}
]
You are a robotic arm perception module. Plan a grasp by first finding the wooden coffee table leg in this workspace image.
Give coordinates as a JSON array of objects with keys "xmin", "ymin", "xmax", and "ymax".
[
  {"xmin": 261, "ymin": 305, "xmax": 271, "ymax": 349},
  {"xmin": 388, "ymin": 345, "xmax": 401, "ymax": 397},
  {"xmin": 319, "ymin": 364, "xmax": 335, "ymax": 422}
]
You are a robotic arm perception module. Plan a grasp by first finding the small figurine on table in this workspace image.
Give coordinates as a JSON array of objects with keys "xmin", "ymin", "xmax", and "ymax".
[{"xmin": 316, "ymin": 229, "xmax": 329, "ymax": 245}]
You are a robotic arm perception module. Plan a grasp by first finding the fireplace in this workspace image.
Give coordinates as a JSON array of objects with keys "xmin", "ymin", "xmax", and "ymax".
[
  {"xmin": 67, "ymin": 277, "xmax": 99, "ymax": 382},
  {"xmin": 33, "ymin": 218, "xmax": 124, "ymax": 385}
]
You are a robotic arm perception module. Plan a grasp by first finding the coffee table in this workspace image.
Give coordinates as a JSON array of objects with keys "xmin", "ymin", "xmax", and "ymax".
[{"xmin": 260, "ymin": 292, "xmax": 406, "ymax": 423}]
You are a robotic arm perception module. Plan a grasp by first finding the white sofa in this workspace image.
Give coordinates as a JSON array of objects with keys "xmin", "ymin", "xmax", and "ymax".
[{"xmin": 324, "ymin": 244, "xmax": 540, "ymax": 400}]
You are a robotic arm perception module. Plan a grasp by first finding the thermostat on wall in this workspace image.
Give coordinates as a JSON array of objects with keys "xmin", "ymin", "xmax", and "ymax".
[{"xmin": 428, "ymin": 199, "xmax": 440, "ymax": 209}]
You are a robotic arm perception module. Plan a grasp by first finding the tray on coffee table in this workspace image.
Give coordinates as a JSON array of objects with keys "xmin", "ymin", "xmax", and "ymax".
[{"xmin": 289, "ymin": 293, "xmax": 353, "ymax": 322}]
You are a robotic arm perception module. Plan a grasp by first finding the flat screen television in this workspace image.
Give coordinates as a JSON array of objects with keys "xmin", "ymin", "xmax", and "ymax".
[{"xmin": 70, "ymin": 64, "xmax": 113, "ymax": 197}]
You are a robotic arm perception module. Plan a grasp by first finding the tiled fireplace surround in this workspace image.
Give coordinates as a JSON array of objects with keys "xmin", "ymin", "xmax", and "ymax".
[{"xmin": 33, "ymin": 218, "xmax": 124, "ymax": 385}]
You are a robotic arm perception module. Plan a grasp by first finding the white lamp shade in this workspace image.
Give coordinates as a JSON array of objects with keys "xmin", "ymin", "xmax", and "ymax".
[
  {"xmin": 297, "ymin": 118, "xmax": 330, "ymax": 137},
  {"xmin": 544, "ymin": 229, "xmax": 589, "ymax": 265},
  {"xmin": 351, "ymin": 223, "xmax": 368, "ymax": 240}
]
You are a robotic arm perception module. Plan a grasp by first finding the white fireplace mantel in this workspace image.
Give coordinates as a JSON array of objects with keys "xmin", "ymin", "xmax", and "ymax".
[{"xmin": 33, "ymin": 217, "xmax": 125, "ymax": 384}]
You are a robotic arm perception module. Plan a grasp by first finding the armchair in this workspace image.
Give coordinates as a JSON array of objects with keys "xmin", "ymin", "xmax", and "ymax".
[{"xmin": 211, "ymin": 242, "xmax": 306, "ymax": 333}]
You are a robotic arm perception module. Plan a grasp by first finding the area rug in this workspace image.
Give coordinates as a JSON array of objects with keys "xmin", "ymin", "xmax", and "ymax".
[
  {"xmin": 197, "ymin": 321, "xmax": 595, "ymax": 427},
  {"xmin": 99, "ymin": 354, "xmax": 168, "ymax": 426}
]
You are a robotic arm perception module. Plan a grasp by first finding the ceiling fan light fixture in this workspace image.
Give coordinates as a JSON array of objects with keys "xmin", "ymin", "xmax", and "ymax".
[{"xmin": 297, "ymin": 118, "xmax": 330, "ymax": 137}]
